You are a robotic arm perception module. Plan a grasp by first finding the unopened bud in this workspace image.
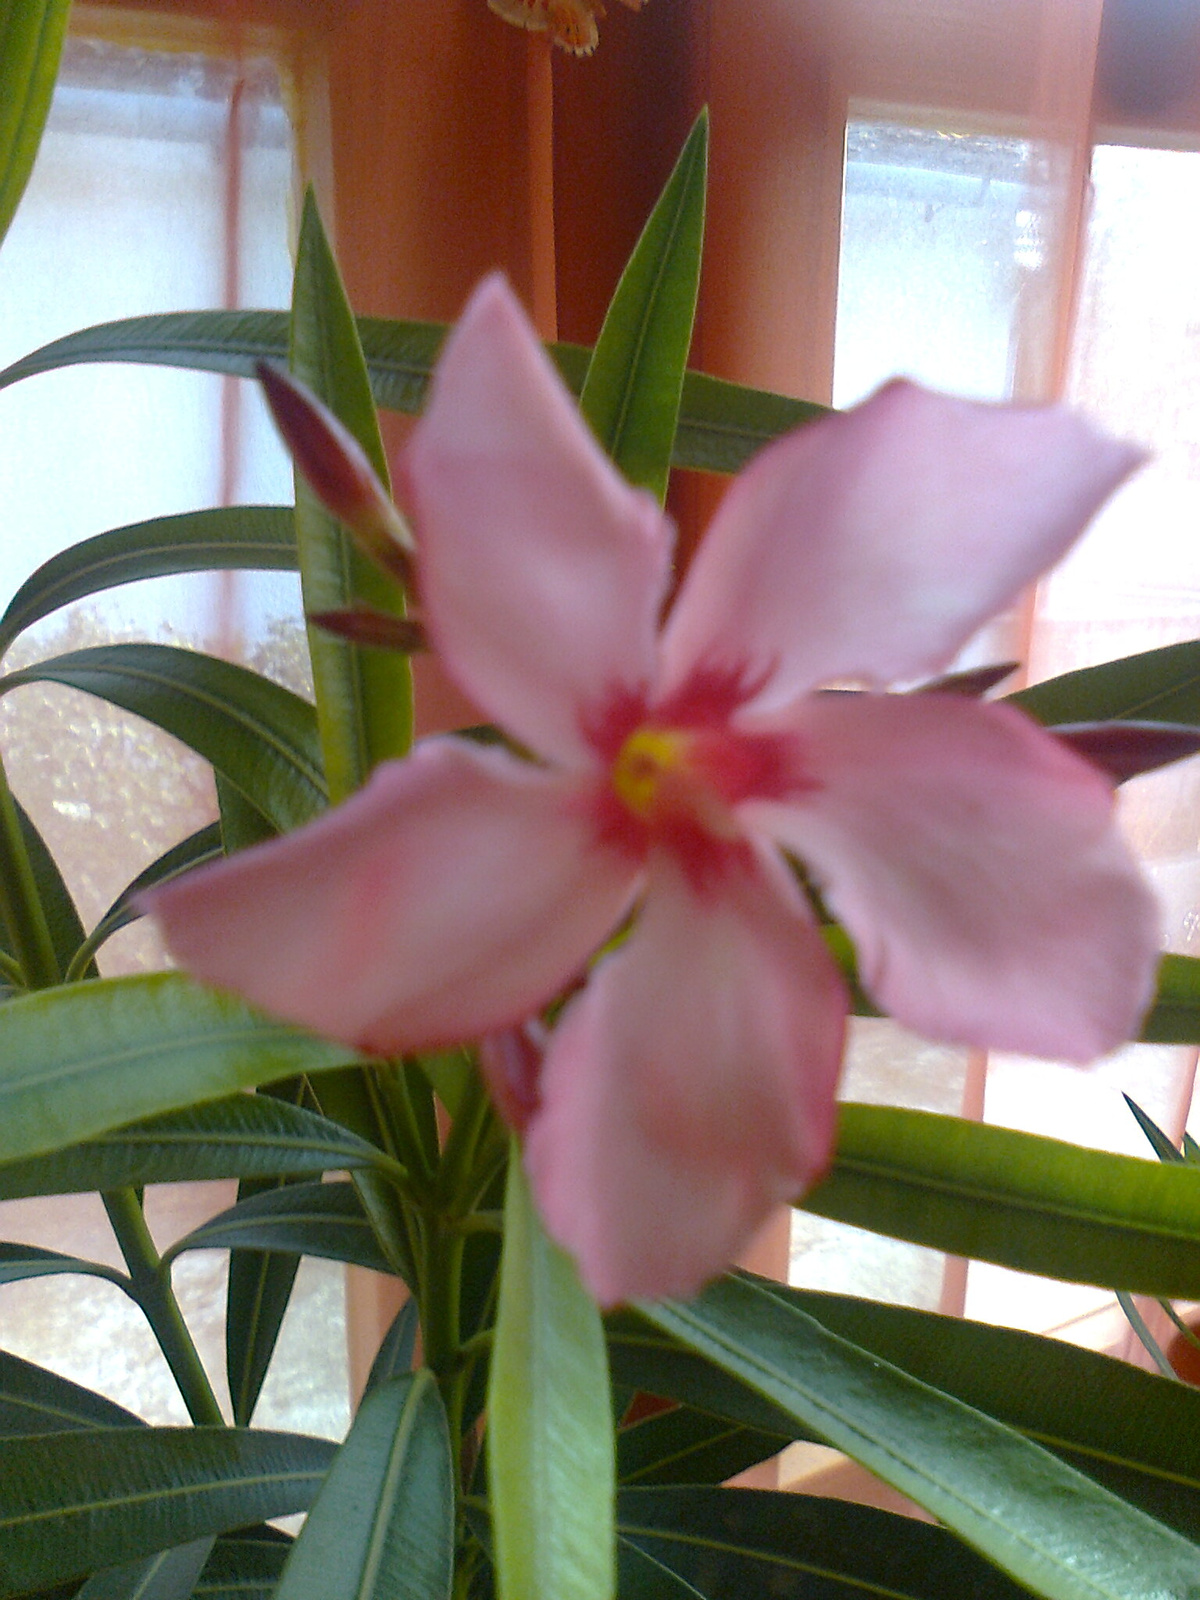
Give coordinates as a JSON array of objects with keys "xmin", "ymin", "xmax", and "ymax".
[
  {"xmin": 919, "ymin": 662, "xmax": 1020, "ymax": 697},
  {"xmin": 256, "ymin": 361, "xmax": 414, "ymax": 588},
  {"xmin": 1052, "ymin": 720, "xmax": 1200, "ymax": 784},
  {"xmin": 309, "ymin": 606, "xmax": 427, "ymax": 653},
  {"xmin": 478, "ymin": 1021, "xmax": 547, "ymax": 1134}
]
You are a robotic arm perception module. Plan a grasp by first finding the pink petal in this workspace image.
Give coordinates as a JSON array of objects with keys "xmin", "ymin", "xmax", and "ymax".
[
  {"xmin": 660, "ymin": 381, "xmax": 1142, "ymax": 709},
  {"xmin": 743, "ymin": 693, "xmax": 1160, "ymax": 1062},
  {"xmin": 524, "ymin": 849, "xmax": 848, "ymax": 1304},
  {"xmin": 405, "ymin": 276, "xmax": 674, "ymax": 764},
  {"xmin": 149, "ymin": 738, "xmax": 638, "ymax": 1054}
]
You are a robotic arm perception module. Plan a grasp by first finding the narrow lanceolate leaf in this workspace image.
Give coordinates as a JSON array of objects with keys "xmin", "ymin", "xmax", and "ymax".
[
  {"xmin": 75, "ymin": 1538, "xmax": 216, "ymax": 1600},
  {"xmin": 578, "ymin": 109, "xmax": 706, "ymax": 502},
  {"xmin": 0, "ymin": 311, "xmax": 828, "ymax": 476},
  {"xmin": 804, "ymin": 1102, "xmax": 1200, "ymax": 1298},
  {"xmin": 195, "ymin": 1531, "xmax": 291, "ymax": 1600},
  {"xmin": 641, "ymin": 1275, "xmax": 1200, "ymax": 1600},
  {"xmin": 0, "ymin": 1349, "xmax": 144, "ymax": 1435},
  {"xmin": 165, "ymin": 1180, "xmax": 396, "ymax": 1276},
  {"xmin": 0, "ymin": 506, "xmax": 296, "ymax": 658},
  {"xmin": 0, "ymin": 1427, "xmax": 335, "ymax": 1597},
  {"xmin": 1011, "ymin": 638, "xmax": 1200, "ymax": 726},
  {"xmin": 0, "ymin": 972, "xmax": 362, "ymax": 1165},
  {"xmin": 616, "ymin": 1402, "xmax": 787, "ymax": 1487},
  {"xmin": 0, "ymin": 642, "xmax": 325, "ymax": 832},
  {"xmin": 0, "ymin": 1240, "xmax": 127, "ymax": 1287},
  {"xmin": 275, "ymin": 1372, "xmax": 453, "ymax": 1600},
  {"xmin": 1139, "ymin": 953, "xmax": 1200, "ymax": 1045},
  {"xmin": 364, "ymin": 1298, "xmax": 420, "ymax": 1395},
  {"xmin": 1051, "ymin": 720, "xmax": 1200, "ymax": 783},
  {"xmin": 227, "ymin": 1078, "xmax": 315, "ymax": 1428},
  {"xmin": 66, "ymin": 823, "xmax": 226, "ymax": 980},
  {"xmin": 488, "ymin": 1146, "xmax": 615, "ymax": 1600},
  {"xmin": 11, "ymin": 792, "xmax": 89, "ymax": 979},
  {"xmin": 617, "ymin": 1487, "xmax": 1031, "ymax": 1600},
  {"xmin": 290, "ymin": 191, "xmax": 412, "ymax": 803},
  {"xmin": 0, "ymin": 0, "xmax": 71, "ymax": 247},
  {"xmin": 0, "ymin": 1093, "xmax": 385, "ymax": 1200}
]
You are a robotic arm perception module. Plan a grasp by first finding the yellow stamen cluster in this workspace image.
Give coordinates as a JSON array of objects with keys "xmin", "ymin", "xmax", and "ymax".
[{"xmin": 612, "ymin": 727, "xmax": 693, "ymax": 818}]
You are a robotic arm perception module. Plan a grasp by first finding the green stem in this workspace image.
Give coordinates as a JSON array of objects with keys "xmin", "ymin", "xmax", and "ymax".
[
  {"xmin": 103, "ymin": 1188, "xmax": 225, "ymax": 1426},
  {"xmin": 0, "ymin": 757, "xmax": 59, "ymax": 988}
]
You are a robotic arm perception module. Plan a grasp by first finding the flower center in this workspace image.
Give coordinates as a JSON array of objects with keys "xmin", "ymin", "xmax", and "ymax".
[{"xmin": 611, "ymin": 727, "xmax": 696, "ymax": 819}]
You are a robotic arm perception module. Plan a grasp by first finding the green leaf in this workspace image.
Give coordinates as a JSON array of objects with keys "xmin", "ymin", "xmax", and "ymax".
[
  {"xmin": 0, "ymin": 0, "xmax": 71, "ymax": 248},
  {"xmin": 641, "ymin": 1275, "xmax": 1200, "ymax": 1600},
  {"xmin": 11, "ymin": 792, "xmax": 90, "ymax": 980},
  {"xmin": 0, "ymin": 1349, "xmax": 144, "ymax": 1435},
  {"xmin": 290, "ymin": 191, "xmax": 412, "ymax": 803},
  {"xmin": 0, "ymin": 312, "xmax": 827, "ymax": 477},
  {"xmin": 0, "ymin": 642, "xmax": 325, "ymax": 833},
  {"xmin": 0, "ymin": 1092, "xmax": 385, "ymax": 1199},
  {"xmin": 274, "ymin": 1372, "xmax": 453, "ymax": 1600},
  {"xmin": 0, "ymin": 1239, "xmax": 127, "ymax": 1286},
  {"xmin": 617, "ymin": 1486, "xmax": 1032, "ymax": 1599},
  {"xmin": 216, "ymin": 772, "xmax": 276, "ymax": 854},
  {"xmin": 165, "ymin": 1180, "xmax": 396, "ymax": 1275},
  {"xmin": 364, "ymin": 1298, "xmax": 420, "ymax": 1395},
  {"xmin": 616, "ymin": 1403, "xmax": 787, "ymax": 1487},
  {"xmin": 0, "ymin": 507, "xmax": 296, "ymax": 658},
  {"xmin": 804, "ymin": 1102, "xmax": 1200, "ymax": 1298},
  {"xmin": 196, "ymin": 1530, "xmax": 291, "ymax": 1600},
  {"xmin": 1124, "ymin": 1093, "xmax": 1185, "ymax": 1162},
  {"xmin": 1140, "ymin": 954, "xmax": 1200, "ymax": 1045},
  {"xmin": 578, "ymin": 110, "xmax": 706, "ymax": 501},
  {"xmin": 65, "ymin": 823, "xmax": 225, "ymax": 982},
  {"xmin": 1011, "ymin": 639, "xmax": 1200, "ymax": 726},
  {"xmin": 0, "ymin": 971, "xmax": 361, "ymax": 1165},
  {"xmin": 488, "ymin": 1145, "xmax": 615, "ymax": 1600},
  {"xmin": 0, "ymin": 1427, "xmax": 335, "ymax": 1596},
  {"xmin": 226, "ymin": 1077, "xmax": 312, "ymax": 1428},
  {"xmin": 75, "ymin": 1539, "xmax": 215, "ymax": 1600}
]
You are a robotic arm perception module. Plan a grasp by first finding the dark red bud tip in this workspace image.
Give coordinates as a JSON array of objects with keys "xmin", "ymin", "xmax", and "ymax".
[
  {"xmin": 919, "ymin": 661, "xmax": 1021, "ymax": 697},
  {"xmin": 478, "ymin": 1022, "xmax": 546, "ymax": 1133},
  {"xmin": 255, "ymin": 362, "xmax": 415, "ymax": 586},
  {"xmin": 1052, "ymin": 720, "xmax": 1200, "ymax": 783},
  {"xmin": 308, "ymin": 607, "xmax": 427, "ymax": 653}
]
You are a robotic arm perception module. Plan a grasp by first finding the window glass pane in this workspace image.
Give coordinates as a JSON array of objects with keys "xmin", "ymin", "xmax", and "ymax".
[{"xmin": 0, "ymin": 30, "xmax": 345, "ymax": 1439}]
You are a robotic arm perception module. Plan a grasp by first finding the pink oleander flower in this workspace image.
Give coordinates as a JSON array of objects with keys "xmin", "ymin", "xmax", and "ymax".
[{"xmin": 151, "ymin": 275, "xmax": 1159, "ymax": 1305}]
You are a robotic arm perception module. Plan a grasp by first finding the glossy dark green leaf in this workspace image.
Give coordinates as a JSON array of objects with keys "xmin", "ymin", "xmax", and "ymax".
[
  {"xmin": 274, "ymin": 1372, "xmax": 453, "ymax": 1600},
  {"xmin": 578, "ymin": 110, "xmax": 706, "ymax": 501},
  {"xmin": 289, "ymin": 191, "xmax": 412, "ymax": 804},
  {"xmin": 0, "ymin": 642, "xmax": 325, "ymax": 832},
  {"xmin": 1125, "ymin": 1093, "xmax": 1186, "ymax": 1162},
  {"xmin": 805, "ymin": 1101, "xmax": 1200, "ymax": 1298},
  {"xmin": 65, "ymin": 823, "xmax": 225, "ymax": 982},
  {"xmin": 0, "ymin": 1349, "xmax": 144, "ymax": 1435},
  {"xmin": 226, "ymin": 1077, "xmax": 309, "ymax": 1429},
  {"xmin": 0, "ymin": 1427, "xmax": 335, "ymax": 1596},
  {"xmin": 0, "ymin": 1240, "xmax": 126, "ymax": 1286},
  {"xmin": 0, "ymin": 972, "xmax": 362, "ymax": 1165},
  {"xmin": 0, "ymin": 312, "xmax": 827, "ymax": 477},
  {"xmin": 1139, "ymin": 953, "xmax": 1200, "ymax": 1045},
  {"xmin": 616, "ymin": 1403, "xmax": 787, "ymax": 1487},
  {"xmin": 166, "ymin": 1180, "xmax": 396, "ymax": 1275},
  {"xmin": 0, "ymin": 0, "xmax": 71, "ymax": 247},
  {"xmin": 488, "ymin": 1147, "xmax": 614, "ymax": 1600},
  {"xmin": 616, "ymin": 1486, "xmax": 1031, "ymax": 1599},
  {"xmin": 195, "ymin": 1530, "xmax": 291, "ymax": 1600},
  {"xmin": 216, "ymin": 772, "xmax": 277, "ymax": 854},
  {"xmin": 0, "ymin": 1092, "xmax": 385, "ymax": 1200},
  {"xmin": 1011, "ymin": 639, "xmax": 1200, "ymax": 726},
  {"xmin": 364, "ymin": 1297, "xmax": 420, "ymax": 1395},
  {"xmin": 74, "ymin": 1538, "xmax": 215, "ymax": 1600},
  {"xmin": 641, "ymin": 1275, "xmax": 1200, "ymax": 1600},
  {"xmin": 11, "ymin": 792, "xmax": 90, "ymax": 981},
  {"xmin": 0, "ymin": 507, "xmax": 296, "ymax": 657}
]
